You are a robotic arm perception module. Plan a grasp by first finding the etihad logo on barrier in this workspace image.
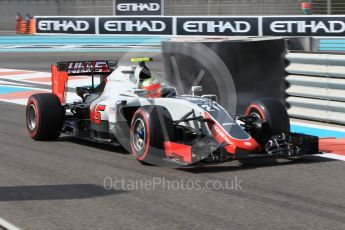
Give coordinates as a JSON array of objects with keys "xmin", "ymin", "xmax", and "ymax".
[
  {"xmin": 104, "ymin": 20, "xmax": 166, "ymax": 32},
  {"xmin": 270, "ymin": 20, "xmax": 345, "ymax": 33},
  {"xmin": 38, "ymin": 20, "xmax": 90, "ymax": 32},
  {"xmin": 182, "ymin": 21, "xmax": 251, "ymax": 33},
  {"xmin": 117, "ymin": 3, "xmax": 160, "ymax": 12}
]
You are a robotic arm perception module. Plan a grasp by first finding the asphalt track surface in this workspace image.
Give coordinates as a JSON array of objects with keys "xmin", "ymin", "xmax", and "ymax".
[{"xmin": 1, "ymin": 53, "xmax": 345, "ymax": 230}]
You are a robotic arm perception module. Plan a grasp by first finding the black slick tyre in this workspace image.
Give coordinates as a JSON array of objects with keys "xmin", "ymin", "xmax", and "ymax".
[{"xmin": 26, "ymin": 93, "xmax": 63, "ymax": 140}]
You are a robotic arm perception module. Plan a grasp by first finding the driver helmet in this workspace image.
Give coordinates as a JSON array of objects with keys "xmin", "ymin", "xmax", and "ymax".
[{"xmin": 141, "ymin": 78, "xmax": 162, "ymax": 98}]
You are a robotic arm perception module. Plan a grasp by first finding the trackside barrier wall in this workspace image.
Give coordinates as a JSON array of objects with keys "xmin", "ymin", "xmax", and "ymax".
[
  {"xmin": 315, "ymin": 38, "xmax": 345, "ymax": 52},
  {"xmin": 34, "ymin": 15, "xmax": 345, "ymax": 36},
  {"xmin": 285, "ymin": 52, "xmax": 345, "ymax": 124},
  {"xmin": 286, "ymin": 37, "xmax": 345, "ymax": 53}
]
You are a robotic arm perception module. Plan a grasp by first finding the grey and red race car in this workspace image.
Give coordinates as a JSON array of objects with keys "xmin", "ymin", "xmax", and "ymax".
[{"xmin": 25, "ymin": 58, "xmax": 319, "ymax": 167}]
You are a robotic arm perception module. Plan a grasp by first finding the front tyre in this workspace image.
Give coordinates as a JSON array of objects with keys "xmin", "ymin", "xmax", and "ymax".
[
  {"xmin": 245, "ymin": 98, "xmax": 290, "ymax": 137},
  {"xmin": 240, "ymin": 98, "xmax": 290, "ymax": 165},
  {"xmin": 245, "ymin": 98, "xmax": 290, "ymax": 145},
  {"xmin": 130, "ymin": 105, "xmax": 175, "ymax": 165},
  {"xmin": 26, "ymin": 93, "xmax": 64, "ymax": 140}
]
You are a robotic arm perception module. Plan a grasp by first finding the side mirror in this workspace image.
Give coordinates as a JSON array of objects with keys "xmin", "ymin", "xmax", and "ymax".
[{"xmin": 191, "ymin": 86, "xmax": 202, "ymax": 97}]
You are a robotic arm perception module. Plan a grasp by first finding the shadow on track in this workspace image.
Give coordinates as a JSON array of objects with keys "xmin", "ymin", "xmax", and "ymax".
[
  {"xmin": 180, "ymin": 156, "xmax": 337, "ymax": 174},
  {"xmin": 56, "ymin": 136, "xmax": 129, "ymax": 155},
  {"xmin": 40, "ymin": 136, "xmax": 337, "ymax": 172},
  {"xmin": 0, "ymin": 184, "xmax": 126, "ymax": 202}
]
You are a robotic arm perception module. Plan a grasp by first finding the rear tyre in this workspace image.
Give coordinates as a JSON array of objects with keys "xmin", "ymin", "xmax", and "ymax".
[
  {"xmin": 26, "ymin": 93, "xmax": 64, "ymax": 140},
  {"xmin": 130, "ymin": 105, "xmax": 175, "ymax": 165},
  {"xmin": 245, "ymin": 98, "xmax": 290, "ymax": 137}
]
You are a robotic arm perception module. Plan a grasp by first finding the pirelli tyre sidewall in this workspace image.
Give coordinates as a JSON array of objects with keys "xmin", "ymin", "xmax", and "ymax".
[
  {"xmin": 26, "ymin": 93, "xmax": 64, "ymax": 140},
  {"xmin": 245, "ymin": 98, "xmax": 290, "ymax": 137},
  {"xmin": 130, "ymin": 105, "xmax": 175, "ymax": 165}
]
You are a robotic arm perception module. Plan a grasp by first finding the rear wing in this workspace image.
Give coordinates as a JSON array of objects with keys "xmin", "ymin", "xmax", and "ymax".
[
  {"xmin": 52, "ymin": 60, "xmax": 117, "ymax": 103},
  {"xmin": 56, "ymin": 60, "xmax": 116, "ymax": 75}
]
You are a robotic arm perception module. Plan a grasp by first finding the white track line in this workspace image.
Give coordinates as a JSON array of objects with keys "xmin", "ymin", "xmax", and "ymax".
[
  {"xmin": 0, "ymin": 217, "xmax": 21, "ymax": 230},
  {"xmin": 316, "ymin": 153, "xmax": 345, "ymax": 161}
]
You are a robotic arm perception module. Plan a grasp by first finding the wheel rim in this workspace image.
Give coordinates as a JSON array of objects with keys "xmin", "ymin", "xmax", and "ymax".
[
  {"xmin": 132, "ymin": 118, "xmax": 146, "ymax": 153},
  {"xmin": 250, "ymin": 112, "xmax": 261, "ymax": 119},
  {"xmin": 27, "ymin": 104, "xmax": 37, "ymax": 131}
]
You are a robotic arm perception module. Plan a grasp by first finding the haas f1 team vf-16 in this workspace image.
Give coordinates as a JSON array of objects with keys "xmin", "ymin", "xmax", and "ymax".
[{"xmin": 25, "ymin": 58, "xmax": 319, "ymax": 167}]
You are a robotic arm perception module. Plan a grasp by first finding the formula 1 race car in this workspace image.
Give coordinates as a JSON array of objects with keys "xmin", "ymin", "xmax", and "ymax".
[{"xmin": 25, "ymin": 58, "xmax": 319, "ymax": 167}]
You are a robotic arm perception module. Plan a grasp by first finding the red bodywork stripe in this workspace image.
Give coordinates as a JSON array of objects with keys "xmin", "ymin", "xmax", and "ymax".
[
  {"xmin": 204, "ymin": 112, "xmax": 259, "ymax": 154},
  {"xmin": 90, "ymin": 105, "xmax": 106, "ymax": 125},
  {"xmin": 51, "ymin": 65, "xmax": 68, "ymax": 104},
  {"xmin": 164, "ymin": 141, "xmax": 192, "ymax": 164}
]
